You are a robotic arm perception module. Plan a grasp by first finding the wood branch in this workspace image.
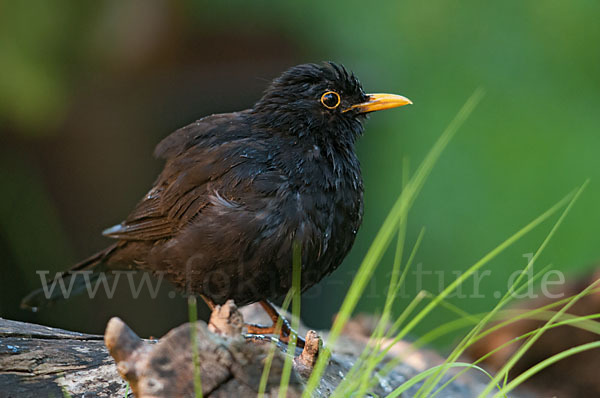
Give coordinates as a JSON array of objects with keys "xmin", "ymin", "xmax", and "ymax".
[
  {"xmin": 105, "ymin": 316, "xmax": 302, "ymax": 397},
  {"xmin": 0, "ymin": 304, "xmax": 520, "ymax": 398},
  {"xmin": 0, "ymin": 317, "xmax": 128, "ymax": 397}
]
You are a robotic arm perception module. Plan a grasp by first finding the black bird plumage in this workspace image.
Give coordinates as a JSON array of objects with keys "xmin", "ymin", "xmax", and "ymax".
[{"xmin": 23, "ymin": 62, "xmax": 411, "ymax": 321}]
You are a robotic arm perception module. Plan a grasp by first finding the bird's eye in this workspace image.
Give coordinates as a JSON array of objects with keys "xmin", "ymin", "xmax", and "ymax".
[{"xmin": 320, "ymin": 91, "xmax": 341, "ymax": 109}]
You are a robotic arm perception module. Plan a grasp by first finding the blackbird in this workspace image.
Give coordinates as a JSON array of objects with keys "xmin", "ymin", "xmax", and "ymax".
[{"xmin": 22, "ymin": 62, "xmax": 411, "ymax": 344}]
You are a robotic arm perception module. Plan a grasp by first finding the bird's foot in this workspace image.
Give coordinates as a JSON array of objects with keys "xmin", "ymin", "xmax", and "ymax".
[
  {"xmin": 207, "ymin": 299, "xmax": 243, "ymax": 337},
  {"xmin": 203, "ymin": 298, "xmax": 322, "ymax": 368},
  {"xmin": 294, "ymin": 330, "xmax": 322, "ymax": 374},
  {"xmin": 245, "ymin": 321, "xmax": 306, "ymax": 349},
  {"xmin": 244, "ymin": 300, "xmax": 307, "ymax": 348},
  {"xmin": 245, "ymin": 325, "xmax": 323, "ymax": 373}
]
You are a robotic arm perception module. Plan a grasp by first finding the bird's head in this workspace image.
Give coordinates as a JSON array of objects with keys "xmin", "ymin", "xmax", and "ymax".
[{"xmin": 252, "ymin": 62, "xmax": 411, "ymax": 144}]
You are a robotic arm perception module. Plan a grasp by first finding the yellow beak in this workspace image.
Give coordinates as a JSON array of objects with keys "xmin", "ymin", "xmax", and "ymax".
[{"xmin": 344, "ymin": 93, "xmax": 412, "ymax": 113}]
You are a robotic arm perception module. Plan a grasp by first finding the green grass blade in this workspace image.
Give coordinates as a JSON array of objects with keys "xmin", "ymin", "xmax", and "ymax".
[
  {"xmin": 278, "ymin": 241, "xmax": 302, "ymax": 398},
  {"xmin": 355, "ymin": 201, "xmax": 411, "ymax": 396},
  {"xmin": 415, "ymin": 263, "xmax": 553, "ymax": 348},
  {"xmin": 494, "ymin": 341, "xmax": 600, "ymax": 398},
  {"xmin": 402, "ymin": 180, "xmax": 574, "ymax": 348},
  {"xmin": 481, "ymin": 276, "xmax": 600, "ymax": 397},
  {"xmin": 385, "ymin": 227, "xmax": 426, "ymax": 337},
  {"xmin": 257, "ymin": 290, "xmax": 294, "ymax": 398},
  {"xmin": 416, "ymin": 263, "xmax": 554, "ymax": 396},
  {"xmin": 422, "ymin": 299, "xmax": 600, "ymax": 397},
  {"xmin": 433, "ymin": 311, "xmax": 600, "ymax": 398},
  {"xmin": 188, "ymin": 296, "xmax": 203, "ymax": 398},
  {"xmin": 475, "ymin": 182, "xmax": 589, "ymax": 397},
  {"xmin": 385, "ymin": 362, "xmax": 500, "ymax": 398},
  {"xmin": 370, "ymin": 190, "xmax": 572, "ymax": 383},
  {"xmin": 473, "ymin": 288, "xmax": 600, "ymax": 344},
  {"xmin": 333, "ymin": 228, "xmax": 425, "ymax": 397},
  {"xmin": 414, "ymin": 183, "xmax": 582, "ymax": 398}
]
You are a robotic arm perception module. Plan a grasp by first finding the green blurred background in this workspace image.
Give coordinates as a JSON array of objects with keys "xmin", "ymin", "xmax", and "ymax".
[{"xmin": 1, "ymin": 1, "xmax": 598, "ymax": 347}]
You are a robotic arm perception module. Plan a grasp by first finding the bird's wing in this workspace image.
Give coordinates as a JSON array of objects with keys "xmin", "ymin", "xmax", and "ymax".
[{"xmin": 103, "ymin": 112, "xmax": 274, "ymax": 241}]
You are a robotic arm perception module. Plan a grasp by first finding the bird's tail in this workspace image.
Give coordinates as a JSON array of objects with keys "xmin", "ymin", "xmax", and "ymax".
[{"xmin": 20, "ymin": 243, "xmax": 119, "ymax": 311}]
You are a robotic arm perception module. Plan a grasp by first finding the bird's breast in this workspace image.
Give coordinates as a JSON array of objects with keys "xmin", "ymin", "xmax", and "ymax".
[{"xmin": 282, "ymin": 143, "xmax": 364, "ymax": 270}]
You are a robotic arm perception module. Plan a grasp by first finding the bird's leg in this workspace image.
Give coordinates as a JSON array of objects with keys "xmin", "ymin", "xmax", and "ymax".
[
  {"xmin": 245, "ymin": 300, "xmax": 305, "ymax": 348},
  {"xmin": 199, "ymin": 294, "xmax": 216, "ymax": 311}
]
